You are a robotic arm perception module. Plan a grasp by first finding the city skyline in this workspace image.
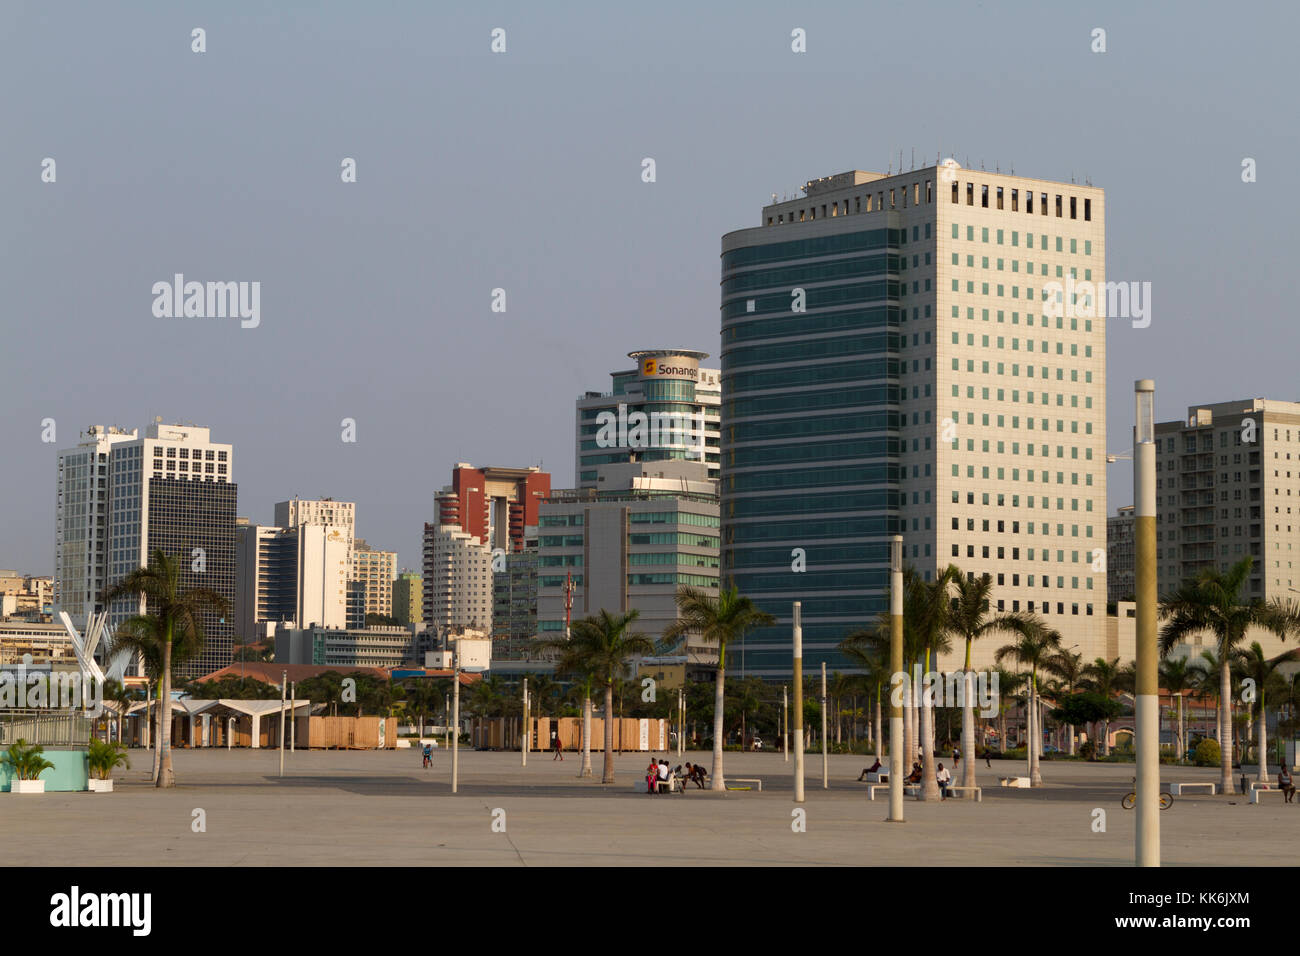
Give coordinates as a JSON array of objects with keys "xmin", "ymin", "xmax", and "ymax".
[{"xmin": 5, "ymin": 2, "xmax": 1298, "ymax": 580}]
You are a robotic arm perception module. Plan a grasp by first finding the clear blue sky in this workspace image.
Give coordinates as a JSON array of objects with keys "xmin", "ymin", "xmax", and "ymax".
[{"xmin": 3, "ymin": 0, "xmax": 1297, "ymax": 574}]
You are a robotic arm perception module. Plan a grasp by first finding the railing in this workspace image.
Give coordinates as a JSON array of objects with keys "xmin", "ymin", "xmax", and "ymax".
[{"xmin": 0, "ymin": 709, "xmax": 92, "ymax": 749}]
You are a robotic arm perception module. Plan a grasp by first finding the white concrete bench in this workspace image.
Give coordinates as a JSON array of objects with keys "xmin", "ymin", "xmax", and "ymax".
[
  {"xmin": 999, "ymin": 776, "xmax": 1031, "ymax": 788},
  {"xmin": 1250, "ymin": 786, "xmax": 1285, "ymax": 804},
  {"xmin": 865, "ymin": 771, "xmax": 888, "ymax": 783},
  {"xmin": 1168, "ymin": 782, "xmax": 1216, "ymax": 796},
  {"xmin": 868, "ymin": 784, "xmax": 920, "ymax": 800},
  {"xmin": 947, "ymin": 785, "xmax": 982, "ymax": 802},
  {"xmin": 727, "ymin": 778, "xmax": 762, "ymax": 792}
]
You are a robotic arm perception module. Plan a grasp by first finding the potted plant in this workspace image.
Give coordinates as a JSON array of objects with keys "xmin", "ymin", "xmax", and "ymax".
[
  {"xmin": 3, "ymin": 739, "xmax": 56, "ymax": 794},
  {"xmin": 87, "ymin": 739, "xmax": 130, "ymax": 793}
]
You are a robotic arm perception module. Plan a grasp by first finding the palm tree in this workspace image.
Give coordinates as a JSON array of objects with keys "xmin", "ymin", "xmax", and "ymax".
[
  {"xmin": 1233, "ymin": 642, "xmax": 1297, "ymax": 783},
  {"xmin": 992, "ymin": 667, "xmax": 1024, "ymax": 755},
  {"xmin": 662, "ymin": 585, "xmax": 775, "ymax": 791},
  {"xmin": 529, "ymin": 675, "xmax": 559, "ymax": 719},
  {"xmin": 1158, "ymin": 656, "xmax": 1195, "ymax": 763},
  {"xmin": 908, "ymin": 566, "xmax": 961, "ymax": 801},
  {"xmin": 1045, "ymin": 648, "xmax": 1085, "ymax": 755},
  {"xmin": 100, "ymin": 550, "xmax": 227, "ymax": 788},
  {"xmin": 839, "ymin": 633, "xmax": 887, "ymax": 757},
  {"xmin": 995, "ymin": 624, "xmax": 1060, "ymax": 786},
  {"xmin": 545, "ymin": 609, "xmax": 652, "ymax": 783},
  {"xmin": 1083, "ymin": 656, "xmax": 1122, "ymax": 757},
  {"xmin": 1158, "ymin": 557, "xmax": 1300, "ymax": 794},
  {"xmin": 947, "ymin": 571, "xmax": 1037, "ymax": 790}
]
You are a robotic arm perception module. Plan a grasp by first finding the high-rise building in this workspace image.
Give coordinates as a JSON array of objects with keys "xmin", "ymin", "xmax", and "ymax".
[
  {"xmin": 350, "ymin": 538, "xmax": 397, "ymax": 619},
  {"xmin": 54, "ymin": 425, "xmax": 139, "ymax": 626},
  {"xmin": 721, "ymin": 164, "xmax": 1107, "ymax": 676},
  {"xmin": 492, "ymin": 528, "xmax": 538, "ymax": 649},
  {"xmin": 1107, "ymin": 506, "xmax": 1135, "ymax": 602},
  {"xmin": 422, "ymin": 524, "xmax": 493, "ymax": 632},
  {"xmin": 435, "ymin": 464, "xmax": 550, "ymax": 554},
  {"xmin": 274, "ymin": 498, "xmax": 355, "ymax": 555},
  {"xmin": 235, "ymin": 521, "xmax": 349, "ymax": 642},
  {"xmin": 537, "ymin": 460, "xmax": 720, "ymax": 664},
  {"xmin": 575, "ymin": 350, "xmax": 720, "ymax": 488},
  {"xmin": 1153, "ymin": 398, "xmax": 1300, "ymax": 604},
  {"xmin": 392, "ymin": 570, "xmax": 423, "ymax": 625},
  {"xmin": 103, "ymin": 422, "xmax": 237, "ymax": 678}
]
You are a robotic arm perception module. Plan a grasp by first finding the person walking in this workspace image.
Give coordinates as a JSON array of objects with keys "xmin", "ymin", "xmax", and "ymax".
[
  {"xmin": 422, "ymin": 743, "xmax": 432, "ymax": 769},
  {"xmin": 551, "ymin": 730, "xmax": 563, "ymax": 761}
]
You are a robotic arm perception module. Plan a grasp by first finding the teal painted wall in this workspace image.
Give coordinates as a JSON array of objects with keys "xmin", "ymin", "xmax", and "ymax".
[{"xmin": 0, "ymin": 749, "xmax": 89, "ymax": 792}]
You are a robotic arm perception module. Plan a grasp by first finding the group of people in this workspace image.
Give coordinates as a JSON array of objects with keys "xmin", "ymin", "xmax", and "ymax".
[{"xmin": 644, "ymin": 758, "xmax": 708, "ymax": 792}]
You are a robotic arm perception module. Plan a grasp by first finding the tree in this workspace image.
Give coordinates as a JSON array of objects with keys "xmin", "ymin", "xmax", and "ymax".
[
  {"xmin": 995, "ymin": 623, "xmax": 1060, "ymax": 786},
  {"xmin": 907, "ymin": 566, "xmax": 960, "ymax": 800},
  {"xmin": 100, "ymin": 550, "xmax": 228, "ymax": 788},
  {"xmin": 1158, "ymin": 557, "xmax": 1300, "ymax": 794},
  {"xmin": 545, "ymin": 609, "xmax": 653, "ymax": 783},
  {"xmin": 1049, "ymin": 692, "xmax": 1122, "ymax": 753},
  {"xmin": 1158, "ymin": 656, "xmax": 1195, "ymax": 763},
  {"xmin": 1045, "ymin": 649, "xmax": 1085, "ymax": 755},
  {"xmin": 946, "ymin": 571, "xmax": 1037, "ymax": 790},
  {"xmin": 662, "ymin": 585, "xmax": 775, "ymax": 791},
  {"xmin": 1082, "ymin": 656, "xmax": 1123, "ymax": 757},
  {"xmin": 1233, "ymin": 642, "xmax": 1297, "ymax": 782}
]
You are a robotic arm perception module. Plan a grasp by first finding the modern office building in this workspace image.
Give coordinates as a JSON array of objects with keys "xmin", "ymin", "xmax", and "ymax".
[
  {"xmin": 721, "ymin": 163, "xmax": 1107, "ymax": 676},
  {"xmin": 392, "ymin": 570, "xmax": 423, "ymax": 625},
  {"xmin": 1107, "ymin": 505, "xmax": 1135, "ymax": 602},
  {"xmin": 54, "ymin": 425, "xmax": 139, "ymax": 626},
  {"xmin": 275, "ymin": 498, "xmax": 355, "ymax": 557},
  {"xmin": 537, "ymin": 460, "xmax": 720, "ymax": 665},
  {"xmin": 350, "ymin": 538, "xmax": 397, "ymax": 619},
  {"xmin": 234, "ymin": 521, "xmax": 349, "ymax": 642},
  {"xmin": 275, "ymin": 624, "xmax": 414, "ymax": 669},
  {"xmin": 0, "ymin": 572, "xmax": 53, "ymax": 622},
  {"xmin": 422, "ymin": 524, "xmax": 493, "ymax": 632},
  {"xmin": 492, "ymin": 530, "xmax": 538, "ymax": 650},
  {"xmin": 434, "ymin": 464, "xmax": 550, "ymax": 554},
  {"xmin": 1153, "ymin": 398, "xmax": 1300, "ymax": 606},
  {"xmin": 101, "ymin": 421, "xmax": 238, "ymax": 678},
  {"xmin": 575, "ymin": 350, "xmax": 721, "ymax": 489}
]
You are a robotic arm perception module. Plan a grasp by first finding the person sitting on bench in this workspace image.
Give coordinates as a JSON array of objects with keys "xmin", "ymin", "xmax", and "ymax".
[
  {"xmin": 906, "ymin": 762, "xmax": 923, "ymax": 784},
  {"xmin": 685, "ymin": 762, "xmax": 708, "ymax": 789},
  {"xmin": 1280, "ymin": 766, "xmax": 1296, "ymax": 803},
  {"xmin": 857, "ymin": 759, "xmax": 883, "ymax": 781}
]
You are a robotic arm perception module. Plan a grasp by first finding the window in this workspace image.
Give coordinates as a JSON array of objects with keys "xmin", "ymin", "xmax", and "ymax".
[
  {"xmin": 1069, "ymin": 196, "xmax": 1077, "ymax": 219},
  {"xmin": 996, "ymin": 186, "xmax": 1004, "ymax": 209},
  {"xmin": 982, "ymin": 184, "xmax": 989, "ymax": 208},
  {"xmin": 1055, "ymin": 194, "xmax": 1063, "ymax": 217},
  {"xmin": 967, "ymin": 183, "xmax": 974, "ymax": 205},
  {"xmin": 1011, "ymin": 189, "xmax": 1018, "ymax": 212}
]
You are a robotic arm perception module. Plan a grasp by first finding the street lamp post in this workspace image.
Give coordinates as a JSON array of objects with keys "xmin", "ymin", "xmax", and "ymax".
[
  {"xmin": 1135, "ymin": 379, "xmax": 1160, "ymax": 867},
  {"xmin": 888, "ymin": 535, "xmax": 905, "ymax": 823},
  {"xmin": 783, "ymin": 685, "xmax": 789, "ymax": 762},
  {"xmin": 792, "ymin": 602, "xmax": 805, "ymax": 803},
  {"xmin": 278, "ymin": 670, "xmax": 287, "ymax": 778},
  {"xmin": 821, "ymin": 661, "xmax": 828, "ymax": 789},
  {"xmin": 452, "ymin": 654, "xmax": 461, "ymax": 794},
  {"xmin": 522, "ymin": 678, "xmax": 528, "ymax": 767}
]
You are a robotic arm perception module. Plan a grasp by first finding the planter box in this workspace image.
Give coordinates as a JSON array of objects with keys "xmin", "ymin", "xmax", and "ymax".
[
  {"xmin": 11, "ymin": 779, "xmax": 46, "ymax": 794},
  {"xmin": 88, "ymin": 779, "xmax": 114, "ymax": 793}
]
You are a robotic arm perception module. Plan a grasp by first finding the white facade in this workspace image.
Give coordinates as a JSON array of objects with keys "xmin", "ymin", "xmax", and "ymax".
[
  {"xmin": 275, "ymin": 498, "xmax": 355, "ymax": 555},
  {"xmin": 423, "ymin": 525, "xmax": 493, "ymax": 632},
  {"xmin": 54, "ymin": 425, "xmax": 138, "ymax": 625}
]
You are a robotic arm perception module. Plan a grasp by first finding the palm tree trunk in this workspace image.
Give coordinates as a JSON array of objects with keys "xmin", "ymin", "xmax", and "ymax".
[
  {"xmin": 902, "ymin": 669, "xmax": 914, "ymax": 772},
  {"xmin": 579, "ymin": 693, "xmax": 593, "ymax": 777},
  {"xmin": 711, "ymin": 661, "xmax": 726, "ymax": 791},
  {"xmin": 921, "ymin": 650, "xmax": 939, "ymax": 800},
  {"xmin": 1177, "ymin": 694, "xmax": 1185, "ymax": 764},
  {"xmin": 601, "ymin": 682, "xmax": 615, "ymax": 784},
  {"xmin": 157, "ymin": 642, "xmax": 175, "ymax": 788},
  {"xmin": 962, "ymin": 641, "xmax": 976, "ymax": 791},
  {"xmin": 151, "ymin": 692, "xmax": 161, "ymax": 783},
  {"xmin": 1256, "ymin": 703, "xmax": 1267, "ymax": 784},
  {"xmin": 1029, "ymin": 673, "xmax": 1042, "ymax": 786},
  {"xmin": 1219, "ymin": 658, "xmax": 1234, "ymax": 794}
]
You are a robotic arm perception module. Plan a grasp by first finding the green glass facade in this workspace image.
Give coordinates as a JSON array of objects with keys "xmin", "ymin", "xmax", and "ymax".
[{"xmin": 720, "ymin": 226, "xmax": 902, "ymax": 677}]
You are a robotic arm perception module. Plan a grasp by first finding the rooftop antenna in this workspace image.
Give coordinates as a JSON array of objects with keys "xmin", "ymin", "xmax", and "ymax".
[
  {"xmin": 910, "ymin": 147, "xmax": 915, "ymax": 170},
  {"xmin": 898, "ymin": 150, "xmax": 903, "ymax": 174}
]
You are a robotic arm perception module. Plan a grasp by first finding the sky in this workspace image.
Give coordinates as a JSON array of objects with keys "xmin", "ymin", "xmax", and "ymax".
[{"xmin": 3, "ymin": 0, "xmax": 1298, "ymax": 574}]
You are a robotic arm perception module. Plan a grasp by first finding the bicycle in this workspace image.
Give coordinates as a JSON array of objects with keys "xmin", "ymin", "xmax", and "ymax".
[{"xmin": 1121, "ymin": 777, "xmax": 1172, "ymax": 810}]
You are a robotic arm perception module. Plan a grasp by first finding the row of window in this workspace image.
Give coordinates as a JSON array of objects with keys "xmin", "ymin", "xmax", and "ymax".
[
  {"xmin": 953, "ymin": 223, "xmax": 1093, "ymax": 253},
  {"xmin": 953, "ymin": 184, "xmax": 1092, "ymax": 222}
]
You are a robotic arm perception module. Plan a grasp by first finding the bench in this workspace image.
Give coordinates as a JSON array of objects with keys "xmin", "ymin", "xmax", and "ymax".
[
  {"xmin": 727, "ymin": 777, "xmax": 763, "ymax": 791},
  {"xmin": 947, "ymin": 785, "xmax": 982, "ymax": 802},
  {"xmin": 1250, "ymin": 787, "xmax": 1286, "ymax": 804},
  {"xmin": 1168, "ymin": 782, "xmax": 1216, "ymax": 796},
  {"xmin": 867, "ymin": 784, "xmax": 920, "ymax": 800},
  {"xmin": 999, "ymin": 776, "xmax": 1031, "ymax": 788},
  {"xmin": 864, "ymin": 771, "xmax": 888, "ymax": 783}
]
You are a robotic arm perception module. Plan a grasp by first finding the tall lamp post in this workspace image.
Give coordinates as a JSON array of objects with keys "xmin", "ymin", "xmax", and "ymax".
[
  {"xmin": 1134, "ymin": 379, "xmax": 1160, "ymax": 867},
  {"xmin": 887, "ymin": 535, "xmax": 904, "ymax": 823},
  {"xmin": 783, "ymin": 686, "xmax": 789, "ymax": 762},
  {"xmin": 792, "ymin": 602, "xmax": 805, "ymax": 803},
  {"xmin": 821, "ymin": 661, "xmax": 828, "ymax": 789}
]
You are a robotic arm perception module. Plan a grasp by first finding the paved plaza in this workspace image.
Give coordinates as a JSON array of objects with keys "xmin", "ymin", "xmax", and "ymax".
[{"xmin": 2, "ymin": 748, "xmax": 1290, "ymax": 866}]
